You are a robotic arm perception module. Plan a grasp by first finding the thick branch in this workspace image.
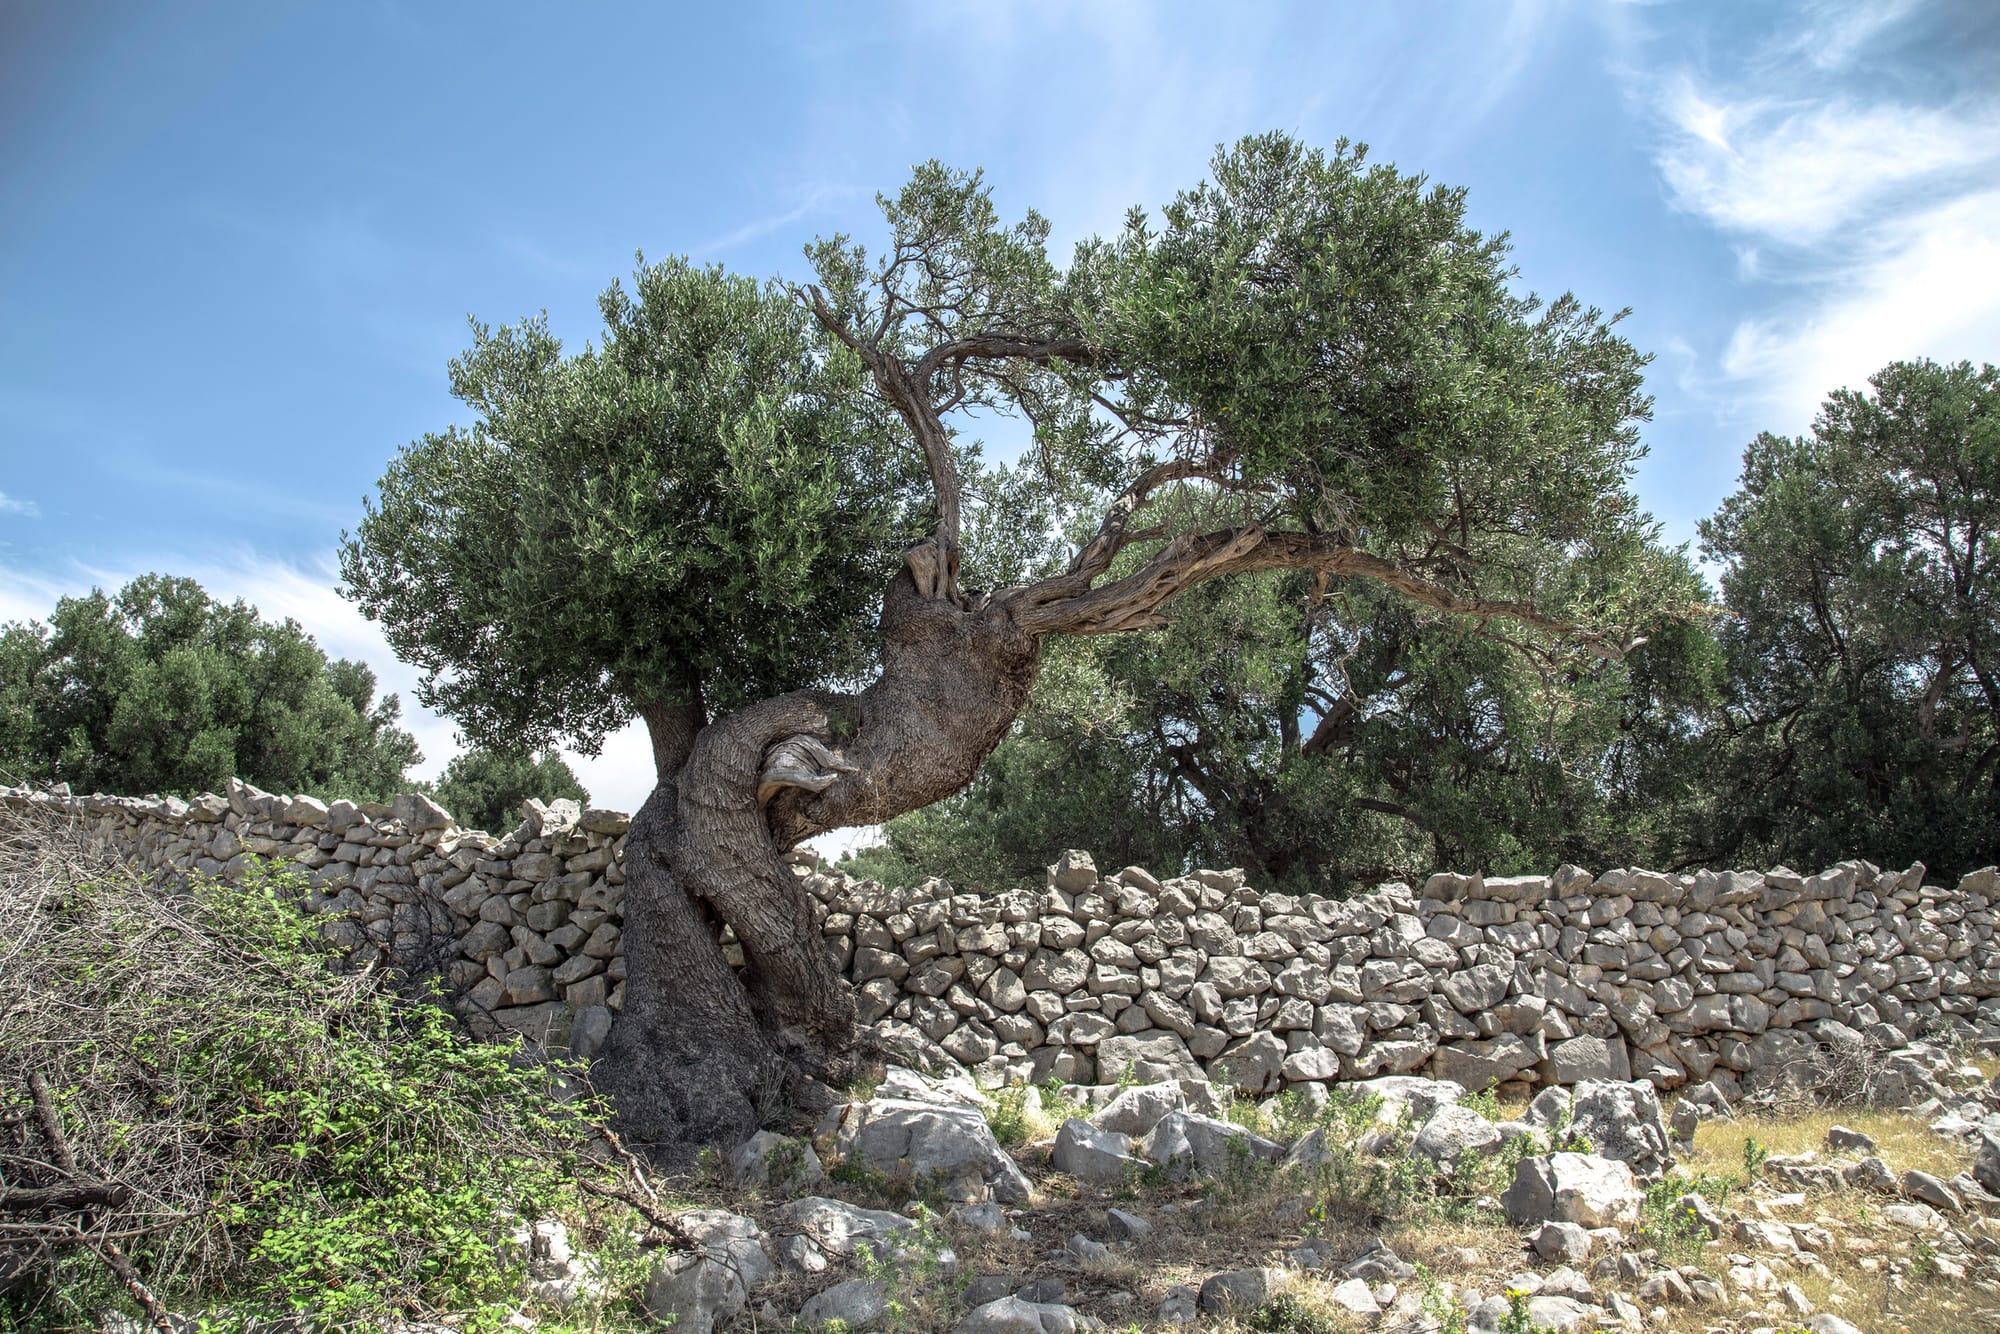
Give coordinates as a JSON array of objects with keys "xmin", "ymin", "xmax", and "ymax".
[
  {"xmin": 637, "ymin": 695, "xmax": 705, "ymax": 784},
  {"xmin": 805, "ymin": 286, "xmax": 963, "ymax": 596},
  {"xmin": 1030, "ymin": 459, "xmax": 1238, "ymax": 605},
  {"xmin": 0, "ymin": 1182, "xmax": 131, "ymax": 1213},
  {"xmin": 1012, "ymin": 527, "xmax": 1603, "ymax": 647},
  {"xmin": 29, "ymin": 1073, "xmax": 75, "ymax": 1172},
  {"xmin": 1300, "ymin": 697, "xmax": 1361, "ymax": 757},
  {"xmin": 914, "ymin": 334, "xmax": 1097, "ymax": 378}
]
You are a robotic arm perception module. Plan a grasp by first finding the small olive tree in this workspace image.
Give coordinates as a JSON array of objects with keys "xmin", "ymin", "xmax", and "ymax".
[{"xmin": 342, "ymin": 134, "xmax": 1694, "ymax": 1157}]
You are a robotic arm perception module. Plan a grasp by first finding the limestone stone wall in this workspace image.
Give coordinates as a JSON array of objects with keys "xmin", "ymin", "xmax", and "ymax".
[{"xmin": 9, "ymin": 780, "xmax": 1997, "ymax": 1102}]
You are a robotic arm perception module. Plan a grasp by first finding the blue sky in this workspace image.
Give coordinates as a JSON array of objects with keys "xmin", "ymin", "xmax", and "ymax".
[{"xmin": 4, "ymin": 0, "xmax": 1998, "ymax": 816}]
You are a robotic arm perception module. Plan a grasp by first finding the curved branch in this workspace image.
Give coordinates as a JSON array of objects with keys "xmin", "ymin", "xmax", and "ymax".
[
  {"xmin": 805, "ymin": 285, "xmax": 964, "ymax": 596},
  {"xmin": 1011, "ymin": 526, "xmax": 1613, "ymax": 650},
  {"xmin": 803, "ymin": 285, "xmax": 1106, "ymax": 608},
  {"xmin": 914, "ymin": 334, "xmax": 1098, "ymax": 378}
]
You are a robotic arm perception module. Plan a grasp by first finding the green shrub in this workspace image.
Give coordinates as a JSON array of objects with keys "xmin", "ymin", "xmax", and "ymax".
[
  {"xmin": 1248, "ymin": 1294, "xmax": 1343, "ymax": 1334},
  {"xmin": 983, "ymin": 1085, "xmax": 1033, "ymax": 1146},
  {"xmin": 0, "ymin": 814, "xmax": 628, "ymax": 1332}
]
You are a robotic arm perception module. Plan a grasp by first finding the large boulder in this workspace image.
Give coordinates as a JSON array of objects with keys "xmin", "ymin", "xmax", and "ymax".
[
  {"xmin": 1051, "ymin": 1119, "xmax": 1143, "ymax": 1183},
  {"xmin": 1431, "ymin": 1034, "xmax": 1539, "ymax": 1090},
  {"xmin": 1500, "ymin": 1153, "xmax": 1645, "ymax": 1230},
  {"xmin": 731, "ymin": 1130, "xmax": 824, "ymax": 1191},
  {"xmin": 822, "ymin": 1072, "xmax": 1033, "ymax": 1203},
  {"xmin": 1469, "ymin": 1294, "xmax": 1593, "ymax": 1333},
  {"xmin": 1209, "ymin": 1032, "xmax": 1288, "ymax": 1094},
  {"xmin": 1088, "ymin": 1082, "xmax": 1188, "ymax": 1136},
  {"xmin": 774, "ymin": 1197, "xmax": 930, "ymax": 1275},
  {"xmin": 644, "ymin": 1210, "xmax": 774, "ymax": 1334},
  {"xmin": 1048, "ymin": 850, "xmax": 1099, "ymax": 894},
  {"xmin": 1140, "ymin": 1110, "xmax": 1283, "ymax": 1178},
  {"xmin": 1409, "ymin": 1103, "xmax": 1504, "ymax": 1169},
  {"xmin": 799, "ymin": 1278, "xmax": 892, "ymax": 1331},
  {"xmin": 1349, "ymin": 1076, "xmax": 1465, "ymax": 1125},
  {"xmin": 1976, "ymin": 1133, "xmax": 2000, "ymax": 1198},
  {"xmin": 1527, "ymin": 1080, "xmax": 1674, "ymax": 1182},
  {"xmin": 1198, "ymin": 1267, "xmax": 1289, "ymax": 1313},
  {"xmin": 1543, "ymin": 1035, "xmax": 1629, "ymax": 1084},
  {"xmin": 955, "ymin": 1296, "xmax": 1093, "ymax": 1334}
]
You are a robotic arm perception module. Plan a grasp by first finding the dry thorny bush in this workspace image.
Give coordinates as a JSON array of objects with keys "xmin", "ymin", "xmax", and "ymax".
[{"xmin": 0, "ymin": 803, "xmax": 671, "ymax": 1333}]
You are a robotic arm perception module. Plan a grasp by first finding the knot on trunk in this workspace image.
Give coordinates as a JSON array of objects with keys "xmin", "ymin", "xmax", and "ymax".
[
  {"xmin": 757, "ymin": 734, "xmax": 857, "ymax": 806},
  {"xmin": 905, "ymin": 538, "xmax": 984, "ymax": 608}
]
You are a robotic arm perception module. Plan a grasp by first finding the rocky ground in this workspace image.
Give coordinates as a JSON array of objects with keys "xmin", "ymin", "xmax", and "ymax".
[{"xmin": 486, "ymin": 1037, "xmax": 2000, "ymax": 1334}]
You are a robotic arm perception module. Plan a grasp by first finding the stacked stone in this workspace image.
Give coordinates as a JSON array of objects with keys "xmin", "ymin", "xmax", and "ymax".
[
  {"xmin": 0, "ymin": 779, "xmax": 634, "ymax": 1059},
  {"xmin": 7, "ymin": 781, "xmax": 1998, "ymax": 1103},
  {"xmin": 804, "ymin": 849, "xmax": 2000, "ymax": 1099}
]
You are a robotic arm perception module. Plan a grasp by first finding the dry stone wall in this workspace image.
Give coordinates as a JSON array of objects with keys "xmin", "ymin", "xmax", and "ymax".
[{"xmin": 9, "ymin": 780, "xmax": 1998, "ymax": 1104}]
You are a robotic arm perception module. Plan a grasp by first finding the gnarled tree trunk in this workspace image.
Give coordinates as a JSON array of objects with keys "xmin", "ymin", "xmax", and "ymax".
[{"xmin": 597, "ymin": 567, "xmax": 1040, "ymax": 1158}]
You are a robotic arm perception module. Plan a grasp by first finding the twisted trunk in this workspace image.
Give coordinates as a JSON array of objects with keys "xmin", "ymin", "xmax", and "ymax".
[{"xmin": 597, "ymin": 569, "xmax": 1039, "ymax": 1158}]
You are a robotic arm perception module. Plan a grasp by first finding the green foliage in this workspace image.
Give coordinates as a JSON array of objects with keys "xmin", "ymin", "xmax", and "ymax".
[
  {"xmin": 851, "ymin": 1204, "xmax": 965, "ymax": 1333},
  {"xmin": 1248, "ymin": 1294, "xmax": 1344, "ymax": 1334},
  {"xmin": 981, "ymin": 1085, "xmax": 1033, "ymax": 1147},
  {"xmin": 1637, "ymin": 1168, "xmax": 1736, "ymax": 1270},
  {"xmin": 827, "ymin": 1156, "xmax": 888, "ymax": 1190},
  {"xmin": 341, "ymin": 256, "xmax": 925, "ymax": 759},
  {"xmin": 1549, "ymin": 1097, "xmax": 1593, "ymax": 1155},
  {"xmin": 1694, "ymin": 358, "xmax": 2000, "ymax": 879},
  {"xmin": 430, "ymin": 746, "xmax": 590, "ymax": 835},
  {"xmin": 1419, "ymin": 1267, "xmax": 1471, "ymax": 1334},
  {"xmin": 1092, "ymin": 136, "xmax": 1662, "ymax": 571},
  {"xmin": 0, "ymin": 835, "xmax": 620, "ymax": 1331},
  {"xmin": 1497, "ymin": 1288, "xmax": 1548, "ymax": 1334},
  {"xmin": 1743, "ymin": 1135, "xmax": 1770, "ymax": 1178},
  {"xmin": 348, "ymin": 134, "xmax": 1695, "ymax": 837},
  {"xmin": 1459, "ymin": 1087, "xmax": 1501, "ymax": 1122},
  {"xmin": 1637, "ymin": 1172, "xmax": 1729, "ymax": 1268},
  {"xmin": 0, "ymin": 574, "xmax": 419, "ymax": 800}
]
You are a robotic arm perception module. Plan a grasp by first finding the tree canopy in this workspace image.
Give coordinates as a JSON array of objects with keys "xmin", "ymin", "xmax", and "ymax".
[
  {"xmin": 0, "ymin": 574, "xmax": 419, "ymax": 801},
  {"xmin": 1693, "ymin": 358, "xmax": 1999, "ymax": 878},
  {"xmin": 429, "ymin": 747, "xmax": 590, "ymax": 836},
  {"xmin": 344, "ymin": 134, "xmax": 1696, "ymax": 789},
  {"xmin": 342, "ymin": 132, "xmax": 1712, "ymax": 1151},
  {"xmin": 858, "ymin": 358, "xmax": 1999, "ymax": 889},
  {"xmin": 341, "ymin": 259, "xmax": 925, "ymax": 765}
]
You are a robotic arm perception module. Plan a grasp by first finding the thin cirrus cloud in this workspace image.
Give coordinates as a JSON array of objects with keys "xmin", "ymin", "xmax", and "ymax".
[
  {"xmin": 0, "ymin": 491, "xmax": 41, "ymax": 518},
  {"xmin": 1655, "ymin": 86, "xmax": 1998, "ymax": 247},
  {"xmin": 1645, "ymin": 7, "xmax": 2000, "ymax": 431}
]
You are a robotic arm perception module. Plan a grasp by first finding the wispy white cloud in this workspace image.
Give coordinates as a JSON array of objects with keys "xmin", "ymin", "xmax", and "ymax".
[
  {"xmin": 0, "ymin": 491, "xmax": 39, "ymax": 518},
  {"xmin": 692, "ymin": 183, "xmax": 854, "ymax": 258},
  {"xmin": 0, "ymin": 565, "xmax": 69, "ymax": 625},
  {"xmin": 1786, "ymin": 0, "xmax": 1923, "ymax": 70},
  {"xmin": 1719, "ymin": 188, "xmax": 2000, "ymax": 423},
  {"xmin": 1656, "ymin": 83, "xmax": 2000, "ymax": 246},
  {"xmin": 1641, "ymin": 7, "xmax": 2000, "ymax": 429}
]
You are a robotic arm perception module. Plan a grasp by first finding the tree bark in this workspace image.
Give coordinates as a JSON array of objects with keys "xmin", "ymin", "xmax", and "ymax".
[{"xmin": 597, "ymin": 567, "xmax": 1040, "ymax": 1160}]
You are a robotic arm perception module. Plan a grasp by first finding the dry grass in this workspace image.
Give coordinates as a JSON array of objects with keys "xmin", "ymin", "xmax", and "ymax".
[
  {"xmin": 1625, "ymin": 1098, "xmax": 2000, "ymax": 1334},
  {"xmin": 1689, "ymin": 1102, "xmax": 1972, "ymax": 1183}
]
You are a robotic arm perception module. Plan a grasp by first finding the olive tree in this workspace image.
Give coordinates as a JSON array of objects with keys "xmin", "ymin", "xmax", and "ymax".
[
  {"xmin": 341, "ymin": 134, "xmax": 1693, "ymax": 1157},
  {"xmin": 1695, "ymin": 359, "xmax": 1999, "ymax": 876}
]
